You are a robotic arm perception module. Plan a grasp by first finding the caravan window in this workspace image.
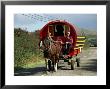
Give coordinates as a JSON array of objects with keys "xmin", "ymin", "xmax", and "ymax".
[
  {"xmin": 64, "ymin": 25, "xmax": 70, "ymax": 36},
  {"xmin": 54, "ymin": 25, "xmax": 64, "ymax": 36}
]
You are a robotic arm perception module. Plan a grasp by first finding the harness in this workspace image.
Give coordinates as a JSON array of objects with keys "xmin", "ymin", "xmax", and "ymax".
[
  {"xmin": 43, "ymin": 36, "xmax": 62, "ymax": 59},
  {"xmin": 43, "ymin": 36, "xmax": 54, "ymax": 54}
]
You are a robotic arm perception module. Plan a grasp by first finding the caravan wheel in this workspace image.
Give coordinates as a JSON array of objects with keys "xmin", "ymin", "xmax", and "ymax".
[{"xmin": 71, "ymin": 60, "xmax": 75, "ymax": 70}]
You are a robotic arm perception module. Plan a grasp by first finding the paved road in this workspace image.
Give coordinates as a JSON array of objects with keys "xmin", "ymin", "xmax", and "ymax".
[{"xmin": 15, "ymin": 47, "xmax": 97, "ymax": 76}]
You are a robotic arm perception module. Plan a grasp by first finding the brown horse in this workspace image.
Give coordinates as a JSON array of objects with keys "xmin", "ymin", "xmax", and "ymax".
[
  {"xmin": 44, "ymin": 40, "xmax": 62, "ymax": 72},
  {"xmin": 49, "ymin": 41, "xmax": 62, "ymax": 71}
]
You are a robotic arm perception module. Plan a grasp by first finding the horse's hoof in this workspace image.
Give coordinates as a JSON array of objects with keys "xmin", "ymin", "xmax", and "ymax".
[
  {"xmin": 46, "ymin": 71, "xmax": 50, "ymax": 74},
  {"xmin": 54, "ymin": 69, "xmax": 57, "ymax": 72}
]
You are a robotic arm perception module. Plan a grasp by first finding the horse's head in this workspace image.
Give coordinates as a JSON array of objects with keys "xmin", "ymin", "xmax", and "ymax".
[{"xmin": 48, "ymin": 41, "xmax": 62, "ymax": 55}]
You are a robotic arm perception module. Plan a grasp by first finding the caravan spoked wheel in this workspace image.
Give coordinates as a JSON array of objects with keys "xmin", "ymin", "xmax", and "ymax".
[
  {"xmin": 71, "ymin": 60, "xmax": 75, "ymax": 70},
  {"xmin": 76, "ymin": 58, "xmax": 80, "ymax": 67}
]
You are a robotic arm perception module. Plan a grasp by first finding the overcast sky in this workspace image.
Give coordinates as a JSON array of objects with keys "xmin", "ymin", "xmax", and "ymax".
[{"xmin": 14, "ymin": 14, "xmax": 97, "ymax": 32}]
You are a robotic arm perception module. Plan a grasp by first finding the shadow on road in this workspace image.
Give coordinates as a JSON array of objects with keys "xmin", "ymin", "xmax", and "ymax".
[
  {"xmin": 14, "ymin": 59, "xmax": 97, "ymax": 76},
  {"xmin": 14, "ymin": 66, "xmax": 46, "ymax": 76},
  {"xmin": 80, "ymin": 59, "xmax": 97, "ymax": 72}
]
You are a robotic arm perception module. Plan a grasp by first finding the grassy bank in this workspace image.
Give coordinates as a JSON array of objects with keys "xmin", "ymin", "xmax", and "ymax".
[{"xmin": 14, "ymin": 28, "xmax": 45, "ymax": 70}]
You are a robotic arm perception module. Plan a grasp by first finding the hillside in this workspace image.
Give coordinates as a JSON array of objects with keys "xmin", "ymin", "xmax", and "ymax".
[
  {"xmin": 76, "ymin": 28, "xmax": 97, "ymax": 48},
  {"xmin": 14, "ymin": 28, "xmax": 44, "ymax": 70},
  {"xmin": 76, "ymin": 28, "xmax": 97, "ymax": 36}
]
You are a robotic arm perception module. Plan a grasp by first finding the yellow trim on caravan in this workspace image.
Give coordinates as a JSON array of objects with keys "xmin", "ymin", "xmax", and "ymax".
[
  {"xmin": 76, "ymin": 44, "xmax": 84, "ymax": 46},
  {"xmin": 76, "ymin": 40, "xmax": 86, "ymax": 42},
  {"xmin": 77, "ymin": 36, "xmax": 86, "ymax": 39}
]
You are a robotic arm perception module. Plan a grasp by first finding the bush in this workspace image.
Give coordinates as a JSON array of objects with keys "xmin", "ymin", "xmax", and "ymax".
[{"xmin": 14, "ymin": 28, "xmax": 44, "ymax": 68}]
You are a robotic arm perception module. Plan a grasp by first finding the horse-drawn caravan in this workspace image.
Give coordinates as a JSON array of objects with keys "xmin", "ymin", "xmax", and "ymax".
[{"xmin": 39, "ymin": 20, "xmax": 85, "ymax": 72}]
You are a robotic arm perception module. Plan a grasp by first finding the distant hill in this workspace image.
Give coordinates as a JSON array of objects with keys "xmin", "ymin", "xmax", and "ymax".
[
  {"xmin": 76, "ymin": 28, "xmax": 97, "ymax": 48},
  {"xmin": 76, "ymin": 28, "xmax": 97, "ymax": 36}
]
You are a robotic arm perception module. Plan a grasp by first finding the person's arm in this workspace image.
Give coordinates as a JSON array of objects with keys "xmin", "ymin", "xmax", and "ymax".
[
  {"xmin": 71, "ymin": 37, "xmax": 73, "ymax": 43},
  {"xmin": 66, "ymin": 37, "xmax": 73, "ymax": 44}
]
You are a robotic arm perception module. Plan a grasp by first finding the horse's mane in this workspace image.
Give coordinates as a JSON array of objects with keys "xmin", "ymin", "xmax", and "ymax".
[
  {"xmin": 48, "ymin": 41, "xmax": 62, "ymax": 57},
  {"xmin": 43, "ymin": 36, "xmax": 62, "ymax": 59}
]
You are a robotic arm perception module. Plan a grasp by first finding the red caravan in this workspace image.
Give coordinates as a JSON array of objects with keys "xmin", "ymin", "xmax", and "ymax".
[{"xmin": 39, "ymin": 20, "xmax": 80, "ymax": 56}]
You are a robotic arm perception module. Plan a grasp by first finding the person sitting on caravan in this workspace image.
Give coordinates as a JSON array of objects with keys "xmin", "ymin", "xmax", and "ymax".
[{"xmin": 65, "ymin": 31, "xmax": 73, "ymax": 55}]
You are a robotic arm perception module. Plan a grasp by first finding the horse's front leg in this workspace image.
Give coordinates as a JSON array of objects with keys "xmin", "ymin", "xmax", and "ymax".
[
  {"xmin": 52, "ymin": 56, "xmax": 57, "ymax": 72},
  {"xmin": 45, "ymin": 58, "xmax": 48, "ymax": 70},
  {"xmin": 54, "ymin": 59, "xmax": 58, "ymax": 72}
]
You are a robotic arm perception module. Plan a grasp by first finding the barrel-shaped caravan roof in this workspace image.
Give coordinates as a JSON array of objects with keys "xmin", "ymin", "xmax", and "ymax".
[{"xmin": 39, "ymin": 20, "xmax": 77, "ymax": 46}]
